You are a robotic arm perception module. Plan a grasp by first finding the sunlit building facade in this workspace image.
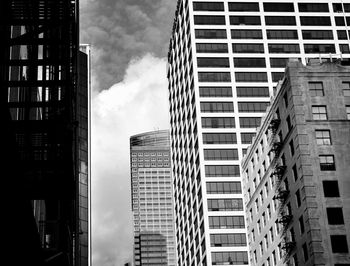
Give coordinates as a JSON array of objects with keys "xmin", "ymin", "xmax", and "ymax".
[
  {"xmin": 167, "ymin": 0, "xmax": 350, "ymax": 265},
  {"xmin": 130, "ymin": 130, "xmax": 176, "ymax": 266}
]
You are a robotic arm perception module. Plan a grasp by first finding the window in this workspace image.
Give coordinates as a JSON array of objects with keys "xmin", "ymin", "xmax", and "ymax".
[
  {"xmin": 289, "ymin": 139, "xmax": 295, "ymax": 156},
  {"xmin": 264, "ymin": 3, "xmax": 294, "ymax": 12},
  {"xmin": 195, "ymin": 29, "xmax": 227, "ymax": 39},
  {"xmin": 335, "ymin": 16, "xmax": 350, "ymax": 26},
  {"xmin": 197, "ymin": 57, "xmax": 230, "ymax": 68},
  {"xmin": 270, "ymin": 58, "xmax": 290, "ymax": 68},
  {"xmin": 268, "ymin": 44, "xmax": 300, "ymax": 53},
  {"xmin": 232, "ymin": 43, "xmax": 264, "ymax": 53},
  {"xmin": 319, "ymin": 155, "xmax": 335, "ymax": 170},
  {"xmin": 194, "ymin": 15, "xmax": 226, "ymax": 25},
  {"xmin": 234, "ymin": 58, "xmax": 266, "ymax": 68},
  {"xmin": 295, "ymin": 189, "xmax": 301, "ymax": 207},
  {"xmin": 210, "ymin": 234, "xmax": 247, "ymax": 247},
  {"xmin": 211, "ymin": 251, "xmax": 248, "ymax": 265},
  {"xmin": 322, "ymin": 181, "xmax": 340, "ymax": 197},
  {"xmin": 267, "ymin": 30, "xmax": 298, "ymax": 39},
  {"xmin": 198, "ymin": 72, "xmax": 231, "ymax": 82},
  {"xmin": 229, "ymin": 2, "xmax": 259, "ymax": 11},
  {"xmin": 239, "ymin": 117, "xmax": 261, "ymax": 128},
  {"xmin": 235, "ymin": 72, "xmax": 268, "ymax": 82},
  {"xmin": 341, "ymin": 44, "xmax": 350, "ymax": 54},
  {"xmin": 204, "ymin": 149, "xmax": 238, "ymax": 160},
  {"xmin": 230, "ymin": 16, "xmax": 261, "ymax": 25},
  {"xmin": 327, "ymin": 208, "xmax": 344, "ymax": 225},
  {"xmin": 200, "ymin": 102, "xmax": 234, "ymax": 112},
  {"xmin": 201, "ymin": 117, "xmax": 235, "ymax": 128},
  {"xmin": 292, "ymin": 164, "xmax": 298, "ymax": 181},
  {"xmin": 333, "ymin": 3, "xmax": 350, "ymax": 12},
  {"xmin": 287, "ymin": 115, "xmax": 292, "ymax": 131},
  {"xmin": 302, "ymin": 243, "xmax": 309, "ymax": 262},
  {"xmin": 207, "ymin": 198, "xmax": 243, "ymax": 211},
  {"xmin": 265, "ymin": 16, "xmax": 296, "ymax": 25},
  {"xmin": 231, "ymin": 29, "xmax": 262, "ymax": 39},
  {"xmin": 347, "ymin": 106, "xmax": 350, "ymax": 119},
  {"xmin": 316, "ymin": 130, "xmax": 331, "ymax": 145},
  {"xmin": 298, "ymin": 3, "xmax": 329, "ymax": 12},
  {"xmin": 241, "ymin": 133, "xmax": 256, "ymax": 144},
  {"xmin": 196, "ymin": 43, "xmax": 228, "ymax": 53},
  {"xmin": 302, "ymin": 30, "xmax": 333, "ymax": 40},
  {"xmin": 331, "ymin": 235, "xmax": 349, "ymax": 253},
  {"xmin": 203, "ymin": 133, "xmax": 237, "ymax": 144},
  {"xmin": 342, "ymin": 82, "xmax": 350, "ymax": 96},
  {"xmin": 272, "ymin": 72, "xmax": 284, "ymax": 82},
  {"xmin": 199, "ymin": 87, "xmax": 232, "ymax": 97},
  {"xmin": 238, "ymin": 102, "xmax": 269, "ymax": 112},
  {"xmin": 312, "ymin": 106, "xmax": 327, "ymax": 120},
  {"xmin": 304, "ymin": 44, "xmax": 335, "ymax": 54},
  {"xmin": 193, "ymin": 2, "xmax": 224, "ymax": 11},
  {"xmin": 299, "ymin": 216, "xmax": 305, "ymax": 234},
  {"xmin": 205, "ymin": 165, "xmax": 240, "ymax": 177},
  {"xmin": 236, "ymin": 87, "xmax": 269, "ymax": 97},
  {"xmin": 207, "ymin": 182, "xmax": 242, "ymax": 194},
  {"xmin": 300, "ymin": 16, "xmax": 331, "ymax": 26},
  {"xmin": 209, "ymin": 216, "xmax": 245, "ymax": 229},
  {"xmin": 309, "ymin": 82, "xmax": 324, "ymax": 96},
  {"xmin": 337, "ymin": 30, "xmax": 350, "ymax": 40}
]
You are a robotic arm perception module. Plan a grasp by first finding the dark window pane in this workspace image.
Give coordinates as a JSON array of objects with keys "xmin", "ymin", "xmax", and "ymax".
[
  {"xmin": 236, "ymin": 87, "xmax": 269, "ymax": 97},
  {"xmin": 203, "ymin": 133, "xmax": 237, "ymax": 144},
  {"xmin": 198, "ymin": 72, "xmax": 231, "ymax": 82},
  {"xmin": 327, "ymin": 208, "xmax": 344, "ymax": 225},
  {"xmin": 238, "ymin": 102, "xmax": 269, "ymax": 112},
  {"xmin": 270, "ymin": 58, "xmax": 290, "ymax": 68},
  {"xmin": 193, "ymin": 2, "xmax": 225, "ymax": 11},
  {"xmin": 302, "ymin": 30, "xmax": 333, "ymax": 40},
  {"xmin": 230, "ymin": 16, "xmax": 261, "ymax": 25},
  {"xmin": 331, "ymin": 235, "xmax": 349, "ymax": 253},
  {"xmin": 265, "ymin": 16, "xmax": 296, "ymax": 25},
  {"xmin": 241, "ymin": 133, "xmax": 256, "ymax": 144},
  {"xmin": 264, "ymin": 3, "xmax": 294, "ymax": 12},
  {"xmin": 322, "ymin": 181, "xmax": 340, "ymax": 197},
  {"xmin": 194, "ymin": 15, "xmax": 226, "ymax": 25},
  {"xmin": 197, "ymin": 57, "xmax": 230, "ymax": 68},
  {"xmin": 267, "ymin": 30, "xmax": 298, "ymax": 39},
  {"xmin": 200, "ymin": 102, "xmax": 234, "ymax": 112},
  {"xmin": 195, "ymin": 29, "xmax": 227, "ymax": 39},
  {"xmin": 204, "ymin": 149, "xmax": 239, "ymax": 160},
  {"xmin": 196, "ymin": 43, "xmax": 228, "ymax": 53},
  {"xmin": 231, "ymin": 29, "xmax": 262, "ymax": 39},
  {"xmin": 233, "ymin": 43, "xmax": 264, "ymax": 53},
  {"xmin": 199, "ymin": 87, "xmax": 232, "ymax": 97},
  {"xmin": 205, "ymin": 165, "xmax": 240, "ymax": 177},
  {"xmin": 202, "ymin": 117, "xmax": 236, "ymax": 128},
  {"xmin": 239, "ymin": 117, "xmax": 261, "ymax": 128},
  {"xmin": 300, "ymin": 16, "xmax": 331, "ymax": 26},
  {"xmin": 234, "ymin": 58, "xmax": 266, "ymax": 68},
  {"xmin": 268, "ymin": 44, "xmax": 300, "ymax": 53},
  {"xmin": 229, "ymin": 2, "xmax": 259, "ymax": 11},
  {"xmin": 235, "ymin": 72, "xmax": 268, "ymax": 82},
  {"xmin": 272, "ymin": 72, "xmax": 284, "ymax": 82},
  {"xmin": 304, "ymin": 44, "xmax": 335, "ymax": 54},
  {"xmin": 298, "ymin": 3, "xmax": 329, "ymax": 12}
]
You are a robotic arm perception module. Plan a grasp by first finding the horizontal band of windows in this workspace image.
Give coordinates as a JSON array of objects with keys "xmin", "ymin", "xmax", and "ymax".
[
  {"xmin": 202, "ymin": 133, "xmax": 237, "ymax": 144},
  {"xmin": 302, "ymin": 30, "xmax": 333, "ymax": 40},
  {"xmin": 199, "ymin": 87, "xmax": 232, "ymax": 97},
  {"xmin": 195, "ymin": 29, "xmax": 227, "ymax": 39},
  {"xmin": 265, "ymin": 16, "xmax": 296, "ymax": 25},
  {"xmin": 230, "ymin": 16, "xmax": 261, "ymax": 25},
  {"xmin": 193, "ymin": 2, "xmax": 224, "ymax": 11},
  {"xmin": 197, "ymin": 57, "xmax": 230, "ymax": 68},
  {"xmin": 207, "ymin": 198, "xmax": 243, "ymax": 211},
  {"xmin": 212, "ymin": 251, "xmax": 248, "ymax": 265},
  {"xmin": 209, "ymin": 216, "xmax": 245, "ymax": 229},
  {"xmin": 201, "ymin": 117, "xmax": 235, "ymax": 128},
  {"xmin": 333, "ymin": 3, "xmax": 350, "ymax": 12},
  {"xmin": 237, "ymin": 87, "xmax": 269, "ymax": 97},
  {"xmin": 300, "ymin": 16, "xmax": 331, "ymax": 26},
  {"xmin": 268, "ymin": 44, "xmax": 300, "ymax": 53},
  {"xmin": 270, "ymin": 58, "xmax": 291, "ymax": 68},
  {"xmin": 200, "ymin": 102, "xmax": 234, "ymax": 112},
  {"xmin": 241, "ymin": 133, "xmax": 256, "ymax": 144},
  {"xmin": 207, "ymin": 182, "xmax": 242, "ymax": 194},
  {"xmin": 198, "ymin": 72, "xmax": 231, "ymax": 82},
  {"xmin": 335, "ymin": 17, "xmax": 350, "ymax": 26},
  {"xmin": 235, "ymin": 72, "xmax": 268, "ymax": 82},
  {"xmin": 210, "ymin": 233, "xmax": 247, "ymax": 247},
  {"xmin": 298, "ymin": 3, "xmax": 329, "ymax": 12},
  {"xmin": 267, "ymin": 30, "xmax": 298, "ymax": 40},
  {"xmin": 231, "ymin": 29, "xmax": 262, "ymax": 39},
  {"xmin": 232, "ymin": 43, "xmax": 264, "ymax": 53},
  {"xmin": 194, "ymin": 15, "xmax": 226, "ymax": 25},
  {"xmin": 196, "ymin": 43, "xmax": 228, "ymax": 53},
  {"xmin": 238, "ymin": 102, "xmax": 269, "ymax": 112},
  {"xmin": 239, "ymin": 117, "xmax": 261, "ymax": 128},
  {"xmin": 205, "ymin": 165, "xmax": 240, "ymax": 177},
  {"xmin": 263, "ymin": 3, "xmax": 294, "ymax": 12},
  {"xmin": 234, "ymin": 58, "xmax": 266, "ymax": 68},
  {"xmin": 204, "ymin": 149, "xmax": 238, "ymax": 160},
  {"xmin": 228, "ymin": 2, "xmax": 259, "ymax": 12},
  {"xmin": 272, "ymin": 72, "xmax": 284, "ymax": 82},
  {"xmin": 304, "ymin": 44, "xmax": 335, "ymax": 54}
]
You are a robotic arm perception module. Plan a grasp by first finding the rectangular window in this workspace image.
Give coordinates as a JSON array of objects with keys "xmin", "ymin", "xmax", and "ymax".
[
  {"xmin": 270, "ymin": 58, "xmax": 290, "ymax": 68},
  {"xmin": 234, "ymin": 58, "xmax": 266, "ymax": 68},
  {"xmin": 230, "ymin": 16, "xmax": 261, "ymax": 25},
  {"xmin": 295, "ymin": 189, "xmax": 301, "ymax": 207},
  {"xmin": 302, "ymin": 30, "xmax": 333, "ymax": 40},
  {"xmin": 236, "ymin": 87, "xmax": 269, "ymax": 97},
  {"xmin": 199, "ymin": 87, "xmax": 232, "ymax": 97},
  {"xmin": 211, "ymin": 251, "xmax": 248, "ymax": 265},
  {"xmin": 207, "ymin": 198, "xmax": 243, "ymax": 211},
  {"xmin": 264, "ymin": 3, "xmax": 294, "ymax": 12},
  {"xmin": 300, "ymin": 16, "xmax": 331, "ymax": 26},
  {"xmin": 238, "ymin": 102, "xmax": 269, "ymax": 112},
  {"xmin": 241, "ymin": 133, "xmax": 256, "ymax": 144},
  {"xmin": 265, "ymin": 16, "xmax": 296, "ymax": 25},
  {"xmin": 207, "ymin": 182, "xmax": 242, "ymax": 194},
  {"xmin": 289, "ymin": 139, "xmax": 295, "ymax": 156},
  {"xmin": 203, "ymin": 133, "xmax": 237, "ymax": 144},
  {"xmin": 205, "ymin": 165, "xmax": 240, "ymax": 177},
  {"xmin": 228, "ymin": 2, "xmax": 259, "ymax": 12},
  {"xmin": 323, "ymin": 181, "xmax": 340, "ymax": 197},
  {"xmin": 197, "ymin": 57, "xmax": 230, "ymax": 68},
  {"xmin": 196, "ymin": 43, "xmax": 228, "ymax": 53},
  {"xmin": 204, "ymin": 149, "xmax": 238, "ymax": 160},
  {"xmin": 335, "ymin": 16, "xmax": 350, "ymax": 26},
  {"xmin": 209, "ymin": 216, "xmax": 245, "ymax": 229},
  {"xmin": 299, "ymin": 216, "xmax": 305, "ymax": 234},
  {"xmin": 337, "ymin": 30, "xmax": 350, "ymax": 40},
  {"xmin": 320, "ymin": 155, "xmax": 335, "ymax": 170},
  {"xmin": 268, "ymin": 44, "xmax": 300, "ymax": 53},
  {"xmin": 333, "ymin": 3, "xmax": 350, "ymax": 12},
  {"xmin": 302, "ymin": 243, "xmax": 309, "ymax": 262},
  {"xmin": 292, "ymin": 164, "xmax": 298, "ymax": 181},
  {"xmin": 309, "ymin": 82, "xmax": 324, "ymax": 96},
  {"xmin": 200, "ymin": 102, "xmax": 234, "ymax": 112},
  {"xmin": 343, "ymin": 82, "xmax": 350, "ymax": 96},
  {"xmin": 298, "ymin": 3, "xmax": 329, "ymax": 12},
  {"xmin": 239, "ymin": 117, "xmax": 261, "ymax": 128},
  {"xmin": 267, "ymin": 30, "xmax": 298, "ymax": 39},
  {"xmin": 331, "ymin": 235, "xmax": 349, "ymax": 253},
  {"xmin": 195, "ymin": 29, "xmax": 227, "ymax": 39},
  {"xmin": 232, "ymin": 43, "xmax": 264, "ymax": 53},
  {"xmin": 193, "ymin": 2, "xmax": 225, "ymax": 11},
  {"xmin": 327, "ymin": 208, "xmax": 345, "ymax": 225},
  {"xmin": 194, "ymin": 15, "xmax": 226, "ymax": 25},
  {"xmin": 272, "ymin": 72, "xmax": 284, "ymax": 82},
  {"xmin": 201, "ymin": 117, "xmax": 235, "ymax": 128},
  {"xmin": 316, "ymin": 130, "xmax": 331, "ymax": 145},
  {"xmin": 231, "ymin": 29, "xmax": 262, "ymax": 39},
  {"xmin": 304, "ymin": 44, "xmax": 335, "ymax": 54},
  {"xmin": 347, "ymin": 106, "xmax": 350, "ymax": 119},
  {"xmin": 312, "ymin": 106, "xmax": 327, "ymax": 120},
  {"xmin": 198, "ymin": 72, "xmax": 231, "ymax": 82},
  {"xmin": 235, "ymin": 72, "xmax": 268, "ymax": 82},
  {"xmin": 341, "ymin": 44, "xmax": 350, "ymax": 54}
]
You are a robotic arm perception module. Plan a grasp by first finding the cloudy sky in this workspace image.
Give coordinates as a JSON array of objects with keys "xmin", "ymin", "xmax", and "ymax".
[{"xmin": 80, "ymin": 0, "xmax": 177, "ymax": 265}]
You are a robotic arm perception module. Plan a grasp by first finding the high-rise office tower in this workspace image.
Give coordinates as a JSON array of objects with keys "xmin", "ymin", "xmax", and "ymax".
[
  {"xmin": 0, "ymin": 1, "xmax": 90, "ymax": 265},
  {"xmin": 242, "ymin": 60, "xmax": 350, "ymax": 266},
  {"xmin": 167, "ymin": 1, "xmax": 350, "ymax": 265},
  {"xmin": 130, "ymin": 130, "xmax": 176, "ymax": 266}
]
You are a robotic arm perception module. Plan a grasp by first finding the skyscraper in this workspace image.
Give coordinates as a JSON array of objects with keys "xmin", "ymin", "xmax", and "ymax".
[
  {"xmin": 0, "ymin": 1, "xmax": 90, "ymax": 265},
  {"xmin": 242, "ymin": 59, "xmax": 350, "ymax": 266},
  {"xmin": 130, "ymin": 130, "xmax": 176, "ymax": 266},
  {"xmin": 167, "ymin": 1, "xmax": 350, "ymax": 265}
]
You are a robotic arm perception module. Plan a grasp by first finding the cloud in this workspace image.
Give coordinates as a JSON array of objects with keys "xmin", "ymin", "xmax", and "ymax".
[{"xmin": 91, "ymin": 54, "xmax": 170, "ymax": 266}]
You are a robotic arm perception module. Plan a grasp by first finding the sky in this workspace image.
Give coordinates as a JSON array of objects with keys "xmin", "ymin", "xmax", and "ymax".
[{"xmin": 80, "ymin": 0, "xmax": 177, "ymax": 265}]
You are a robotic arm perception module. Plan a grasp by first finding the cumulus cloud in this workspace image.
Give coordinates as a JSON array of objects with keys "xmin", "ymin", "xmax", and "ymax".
[{"xmin": 91, "ymin": 54, "xmax": 170, "ymax": 266}]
